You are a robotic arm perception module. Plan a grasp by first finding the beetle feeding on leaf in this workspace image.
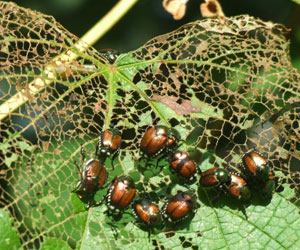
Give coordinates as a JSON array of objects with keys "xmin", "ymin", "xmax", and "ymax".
[
  {"xmin": 95, "ymin": 175, "xmax": 136, "ymax": 218},
  {"xmin": 72, "ymin": 146, "xmax": 108, "ymax": 209},
  {"xmin": 96, "ymin": 128, "xmax": 122, "ymax": 170},
  {"xmin": 71, "ymin": 123, "xmax": 276, "ymax": 238},
  {"xmin": 140, "ymin": 125, "xmax": 181, "ymax": 158}
]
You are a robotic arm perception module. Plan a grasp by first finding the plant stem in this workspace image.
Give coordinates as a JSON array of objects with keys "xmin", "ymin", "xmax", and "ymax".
[
  {"xmin": 81, "ymin": 0, "xmax": 138, "ymax": 46},
  {"xmin": 0, "ymin": 0, "xmax": 138, "ymax": 122}
]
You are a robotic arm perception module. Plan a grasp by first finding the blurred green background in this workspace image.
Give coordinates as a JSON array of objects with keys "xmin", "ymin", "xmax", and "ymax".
[{"xmin": 11, "ymin": 0, "xmax": 300, "ymax": 69}]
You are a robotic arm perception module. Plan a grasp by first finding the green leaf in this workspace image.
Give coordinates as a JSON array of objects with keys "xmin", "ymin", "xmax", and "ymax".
[
  {"xmin": 291, "ymin": 0, "xmax": 300, "ymax": 5},
  {"xmin": 40, "ymin": 238, "xmax": 71, "ymax": 250},
  {"xmin": 0, "ymin": 209, "xmax": 21, "ymax": 250}
]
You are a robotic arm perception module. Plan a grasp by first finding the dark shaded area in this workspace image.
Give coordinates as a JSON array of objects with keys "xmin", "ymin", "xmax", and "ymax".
[{"xmin": 12, "ymin": 0, "xmax": 300, "ymax": 69}]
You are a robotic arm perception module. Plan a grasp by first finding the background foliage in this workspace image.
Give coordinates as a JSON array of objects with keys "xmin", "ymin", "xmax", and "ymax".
[{"xmin": 0, "ymin": 1, "xmax": 300, "ymax": 250}]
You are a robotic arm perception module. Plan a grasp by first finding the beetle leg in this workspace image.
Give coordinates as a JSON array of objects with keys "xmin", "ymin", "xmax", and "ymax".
[
  {"xmin": 74, "ymin": 160, "xmax": 84, "ymax": 182},
  {"xmin": 85, "ymin": 199, "xmax": 95, "ymax": 210},
  {"xmin": 80, "ymin": 144, "xmax": 86, "ymax": 162},
  {"xmin": 101, "ymin": 172, "xmax": 109, "ymax": 189},
  {"xmin": 94, "ymin": 195, "xmax": 106, "ymax": 207},
  {"xmin": 71, "ymin": 180, "xmax": 82, "ymax": 193},
  {"xmin": 110, "ymin": 149, "xmax": 119, "ymax": 171},
  {"xmin": 144, "ymin": 157, "xmax": 149, "ymax": 167},
  {"xmin": 196, "ymin": 164, "xmax": 202, "ymax": 175},
  {"xmin": 160, "ymin": 216, "xmax": 167, "ymax": 228},
  {"xmin": 148, "ymin": 227, "xmax": 152, "ymax": 242},
  {"xmin": 155, "ymin": 153, "xmax": 166, "ymax": 169},
  {"xmin": 203, "ymin": 188, "xmax": 220, "ymax": 206},
  {"xmin": 94, "ymin": 199, "xmax": 105, "ymax": 207},
  {"xmin": 240, "ymin": 204, "xmax": 248, "ymax": 220},
  {"xmin": 109, "ymin": 211, "xmax": 123, "ymax": 222},
  {"xmin": 115, "ymin": 212, "xmax": 123, "ymax": 221},
  {"xmin": 182, "ymin": 182, "xmax": 193, "ymax": 189},
  {"xmin": 123, "ymin": 211, "xmax": 135, "ymax": 219},
  {"xmin": 74, "ymin": 160, "xmax": 81, "ymax": 173},
  {"xmin": 107, "ymin": 222, "xmax": 119, "ymax": 240},
  {"xmin": 94, "ymin": 137, "xmax": 101, "ymax": 158}
]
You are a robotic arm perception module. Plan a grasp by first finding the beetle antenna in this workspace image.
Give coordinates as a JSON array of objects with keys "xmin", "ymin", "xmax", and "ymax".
[
  {"xmin": 74, "ymin": 160, "xmax": 81, "ymax": 173},
  {"xmin": 74, "ymin": 160, "xmax": 84, "ymax": 181}
]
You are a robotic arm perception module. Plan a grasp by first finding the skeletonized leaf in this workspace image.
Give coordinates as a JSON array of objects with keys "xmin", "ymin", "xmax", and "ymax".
[{"xmin": 0, "ymin": 2, "xmax": 299, "ymax": 249}]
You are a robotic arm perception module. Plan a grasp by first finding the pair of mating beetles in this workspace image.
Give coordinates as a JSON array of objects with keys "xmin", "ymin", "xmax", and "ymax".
[{"xmin": 200, "ymin": 151, "xmax": 275, "ymax": 201}]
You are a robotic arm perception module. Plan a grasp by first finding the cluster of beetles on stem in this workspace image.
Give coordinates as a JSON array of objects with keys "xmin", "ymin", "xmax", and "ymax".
[{"xmin": 72, "ymin": 125, "xmax": 275, "ymax": 239}]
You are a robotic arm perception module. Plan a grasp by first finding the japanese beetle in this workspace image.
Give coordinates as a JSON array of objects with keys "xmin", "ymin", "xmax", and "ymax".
[
  {"xmin": 140, "ymin": 125, "xmax": 180, "ymax": 158},
  {"xmin": 261, "ymin": 170, "xmax": 275, "ymax": 198},
  {"xmin": 162, "ymin": 191, "xmax": 195, "ymax": 223},
  {"xmin": 72, "ymin": 158, "xmax": 108, "ymax": 208},
  {"xmin": 168, "ymin": 151, "xmax": 200, "ymax": 181},
  {"xmin": 99, "ymin": 48, "xmax": 120, "ymax": 64},
  {"xmin": 242, "ymin": 150, "xmax": 270, "ymax": 182},
  {"xmin": 98, "ymin": 175, "xmax": 136, "ymax": 212},
  {"xmin": 199, "ymin": 167, "xmax": 231, "ymax": 188},
  {"xmin": 133, "ymin": 199, "xmax": 161, "ymax": 240},
  {"xmin": 96, "ymin": 129, "xmax": 122, "ymax": 170},
  {"xmin": 225, "ymin": 173, "xmax": 251, "ymax": 201},
  {"xmin": 133, "ymin": 199, "xmax": 161, "ymax": 225}
]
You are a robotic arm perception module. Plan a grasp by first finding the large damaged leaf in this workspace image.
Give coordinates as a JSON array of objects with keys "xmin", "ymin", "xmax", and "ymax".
[{"xmin": 0, "ymin": 1, "xmax": 299, "ymax": 249}]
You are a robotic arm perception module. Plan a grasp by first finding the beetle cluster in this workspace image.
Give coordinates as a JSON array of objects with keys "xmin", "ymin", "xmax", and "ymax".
[
  {"xmin": 72, "ymin": 125, "xmax": 275, "ymax": 240},
  {"xmin": 72, "ymin": 126, "xmax": 198, "ymax": 239}
]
